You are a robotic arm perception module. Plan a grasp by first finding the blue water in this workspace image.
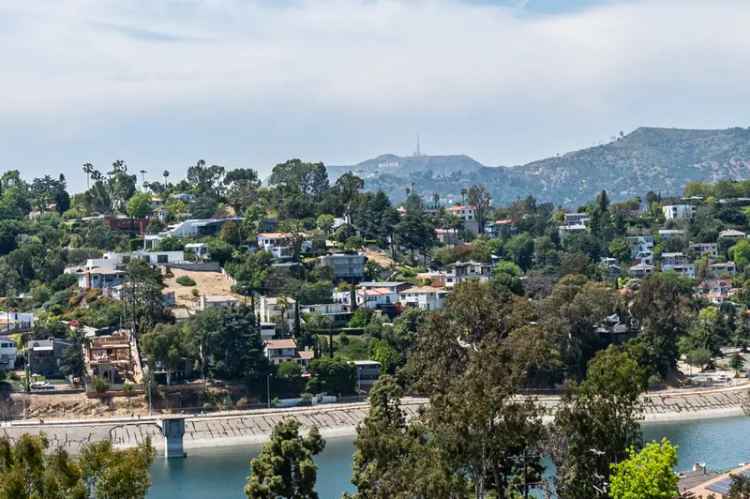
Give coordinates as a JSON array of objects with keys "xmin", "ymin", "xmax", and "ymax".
[{"xmin": 148, "ymin": 416, "xmax": 750, "ymax": 499}]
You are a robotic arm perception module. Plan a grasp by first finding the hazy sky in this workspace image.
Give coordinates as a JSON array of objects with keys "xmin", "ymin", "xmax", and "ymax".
[{"xmin": 2, "ymin": 0, "xmax": 750, "ymax": 191}]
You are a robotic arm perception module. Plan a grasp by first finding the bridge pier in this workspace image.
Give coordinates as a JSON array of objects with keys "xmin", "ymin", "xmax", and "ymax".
[{"xmin": 161, "ymin": 417, "xmax": 186, "ymax": 459}]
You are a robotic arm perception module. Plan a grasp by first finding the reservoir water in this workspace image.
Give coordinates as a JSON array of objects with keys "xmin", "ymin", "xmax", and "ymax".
[{"xmin": 148, "ymin": 416, "xmax": 750, "ymax": 499}]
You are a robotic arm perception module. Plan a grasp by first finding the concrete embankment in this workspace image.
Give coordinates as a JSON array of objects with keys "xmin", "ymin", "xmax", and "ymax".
[{"xmin": 2, "ymin": 386, "xmax": 747, "ymax": 453}]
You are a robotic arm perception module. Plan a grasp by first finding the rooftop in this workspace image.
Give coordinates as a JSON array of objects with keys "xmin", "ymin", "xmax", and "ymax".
[{"xmin": 265, "ymin": 339, "xmax": 297, "ymax": 350}]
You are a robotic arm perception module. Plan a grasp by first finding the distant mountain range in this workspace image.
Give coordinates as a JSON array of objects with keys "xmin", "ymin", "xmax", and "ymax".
[{"xmin": 327, "ymin": 127, "xmax": 750, "ymax": 207}]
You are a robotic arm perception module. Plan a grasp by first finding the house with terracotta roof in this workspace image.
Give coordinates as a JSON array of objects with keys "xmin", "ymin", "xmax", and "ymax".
[{"xmin": 263, "ymin": 338, "xmax": 314, "ymax": 367}]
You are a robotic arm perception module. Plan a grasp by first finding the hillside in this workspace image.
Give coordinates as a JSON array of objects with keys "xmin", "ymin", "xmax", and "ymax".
[{"xmin": 329, "ymin": 127, "xmax": 750, "ymax": 206}]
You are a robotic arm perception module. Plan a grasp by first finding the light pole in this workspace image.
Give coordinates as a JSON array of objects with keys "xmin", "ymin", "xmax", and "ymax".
[
  {"xmin": 266, "ymin": 373, "xmax": 272, "ymax": 409},
  {"xmin": 143, "ymin": 365, "xmax": 152, "ymax": 416}
]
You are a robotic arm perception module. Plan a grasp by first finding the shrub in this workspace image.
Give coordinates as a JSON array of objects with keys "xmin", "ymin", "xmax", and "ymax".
[
  {"xmin": 176, "ymin": 275, "xmax": 196, "ymax": 286},
  {"xmin": 93, "ymin": 377, "xmax": 110, "ymax": 394}
]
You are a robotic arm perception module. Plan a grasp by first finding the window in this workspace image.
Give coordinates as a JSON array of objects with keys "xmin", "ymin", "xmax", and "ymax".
[{"xmin": 157, "ymin": 254, "xmax": 168, "ymax": 264}]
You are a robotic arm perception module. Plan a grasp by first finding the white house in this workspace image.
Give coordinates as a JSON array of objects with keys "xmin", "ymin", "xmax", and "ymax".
[
  {"xmin": 0, "ymin": 336, "xmax": 17, "ymax": 371},
  {"xmin": 447, "ymin": 261, "xmax": 492, "ymax": 288},
  {"xmin": 446, "ymin": 205, "xmax": 479, "ymax": 233},
  {"xmin": 658, "ymin": 229, "xmax": 686, "ymax": 240},
  {"xmin": 0, "ymin": 312, "xmax": 34, "ymax": 333},
  {"xmin": 689, "ymin": 242, "xmax": 718, "ymax": 258},
  {"xmin": 398, "ymin": 286, "xmax": 448, "ymax": 311},
  {"xmin": 185, "ymin": 243, "xmax": 209, "ymax": 260},
  {"xmin": 263, "ymin": 338, "xmax": 314, "ymax": 367},
  {"xmin": 67, "ymin": 251, "xmax": 186, "ymax": 290},
  {"xmin": 661, "ymin": 252, "xmax": 695, "ymax": 278},
  {"xmin": 257, "ymin": 296, "xmax": 297, "ymax": 331},
  {"xmin": 662, "ymin": 204, "xmax": 695, "ymax": 220},
  {"xmin": 563, "ymin": 212, "xmax": 590, "ymax": 226},
  {"xmin": 719, "ymin": 229, "xmax": 747, "ymax": 240}
]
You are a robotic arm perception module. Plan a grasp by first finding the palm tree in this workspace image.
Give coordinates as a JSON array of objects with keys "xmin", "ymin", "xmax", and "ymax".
[
  {"xmin": 162, "ymin": 170, "xmax": 170, "ymax": 190},
  {"xmin": 139, "ymin": 170, "xmax": 147, "ymax": 187},
  {"xmin": 82, "ymin": 163, "xmax": 94, "ymax": 190},
  {"xmin": 460, "ymin": 188, "xmax": 467, "ymax": 205}
]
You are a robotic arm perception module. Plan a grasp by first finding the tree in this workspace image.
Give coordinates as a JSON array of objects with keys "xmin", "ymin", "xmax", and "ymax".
[
  {"xmin": 631, "ymin": 272, "xmax": 695, "ymax": 376},
  {"xmin": 188, "ymin": 305, "xmax": 270, "ymax": 381},
  {"xmin": 141, "ymin": 323, "xmax": 196, "ymax": 385},
  {"xmin": 553, "ymin": 346, "xmax": 646, "ymax": 499},
  {"xmin": 126, "ymin": 192, "xmax": 153, "ymax": 220},
  {"xmin": 0, "ymin": 434, "xmax": 153, "ymax": 499},
  {"xmin": 609, "ymin": 439, "xmax": 679, "ymax": 499},
  {"xmin": 83, "ymin": 162, "xmax": 95, "ymax": 190},
  {"xmin": 347, "ymin": 376, "xmax": 466, "ymax": 499},
  {"xmin": 730, "ymin": 352, "xmax": 746, "ymax": 376},
  {"xmin": 728, "ymin": 473, "xmax": 750, "ymax": 499},
  {"xmin": 410, "ymin": 281, "xmax": 549, "ymax": 498},
  {"xmin": 731, "ymin": 239, "xmax": 750, "ymax": 271},
  {"xmin": 162, "ymin": 170, "xmax": 170, "ymax": 189},
  {"xmin": 123, "ymin": 260, "xmax": 169, "ymax": 338},
  {"xmin": 306, "ymin": 358, "xmax": 356, "ymax": 395},
  {"xmin": 223, "ymin": 168, "xmax": 261, "ymax": 214},
  {"xmin": 334, "ymin": 173, "xmax": 364, "ymax": 222},
  {"xmin": 245, "ymin": 419, "xmax": 325, "ymax": 499},
  {"xmin": 467, "ymin": 184, "xmax": 492, "ymax": 234}
]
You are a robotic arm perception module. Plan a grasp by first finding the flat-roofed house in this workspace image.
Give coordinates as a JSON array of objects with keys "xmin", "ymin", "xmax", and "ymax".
[
  {"xmin": 0, "ymin": 336, "xmax": 17, "ymax": 371},
  {"xmin": 398, "ymin": 286, "xmax": 449, "ymax": 311}
]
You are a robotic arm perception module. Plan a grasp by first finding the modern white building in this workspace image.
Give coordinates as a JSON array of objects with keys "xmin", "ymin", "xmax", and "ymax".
[
  {"xmin": 398, "ymin": 286, "xmax": 448, "ymax": 311},
  {"xmin": 67, "ymin": 251, "xmax": 186, "ymax": 290},
  {"xmin": 662, "ymin": 204, "xmax": 696, "ymax": 220},
  {"xmin": 563, "ymin": 212, "xmax": 590, "ymax": 226},
  {"xmin": 0, "ymin": 336, "xmax": 17, "ymax": 371},
  {"xmin": 257, "ymin": 296, "xmax": 297, "ymax": 331}
]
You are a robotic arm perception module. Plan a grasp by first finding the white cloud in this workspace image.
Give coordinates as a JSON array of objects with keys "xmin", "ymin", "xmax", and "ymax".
[{"xmin": 1, "ymin": 0, "xmax": 750, "ymax": 188}]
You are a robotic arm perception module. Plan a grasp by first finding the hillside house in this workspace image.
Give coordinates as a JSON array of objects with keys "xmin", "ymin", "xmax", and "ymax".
[
  {"xmin": 83, "ymin": 330, "xmax": 142, "ymax": 384},
  {"xmin": 398, "ymin": 286, "xmax": 448, "ymax": 311},
  {"xmin": 661, "ymin": 252, "xmax": 695, "ymax": 278},
  {"xmin": 718, "ymin": 229, "xmax": 746, "ymax": 240},
  {"xmin": 318, "ymin": 253, "xmax": 367, "ymax": 281},
  {"xmin": 447, "ymin": 261, "xmax": 492, "ymax": 288},
  {"xmin": 350, "ymin": 360, "xmax": 381, "ymax": 392},
  {"xmin": 435, "ymin": 228, "xmax": 461, "ymax": 246},
  {"xmin": 257, "ymin": 296, "xmax": 296, "ymax": 332},
  {"xmin": 658, "ymin": 229, "xmax": 686, "ymax": 240},
  {"xmin": 485, "ymin": 219, "xmax": 516, "ymax": 239},
  {"xmin": 629, "ymin": 262, "xmax": 655, "ymax": 278},
  {"xmin": 689, "ymin": 242, "xmax": 719, "ymax": 258},
  {"xmin": 698, "ymin": 278, "xmax": 735, "ymax": 304},
  {"xmin": 662, "ymin": 204, "xmax": 696, "ymax": 220},
  {"xmin": 563, "ymin": 212, "xmax": 590, "ymax": 226},
  {"xmin": 708, "ymin": 261, "xmax": 736, "ymax": 277},
  {"xmin": 0, "ymin": 312, "xmax": 34, "ymax": 333},
  {"xmin": 143, "ymin": 217, "xmax": 243, "ymax": 249},
  {"xmin": 263, "ymin": 338, "xmax": 314, "ymax": 367},
  {"xmin": 0, "ymin": 337, "xmax": 17, "ymax": 371},
  {"xmin": 29, "ymin": 338, "xmax": 74, "ymax": 378}
]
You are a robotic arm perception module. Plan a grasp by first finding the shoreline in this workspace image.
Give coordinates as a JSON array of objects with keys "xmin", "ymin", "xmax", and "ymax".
[{"xmin": 3, "ymin": 386, "xmax": 747, "ymax": 454}]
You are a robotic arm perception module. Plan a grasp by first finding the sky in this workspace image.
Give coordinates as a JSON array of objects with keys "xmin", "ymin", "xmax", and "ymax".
[{"xmin": 2, "ymin": 0, "xmax": 750, "ymax": 192}]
